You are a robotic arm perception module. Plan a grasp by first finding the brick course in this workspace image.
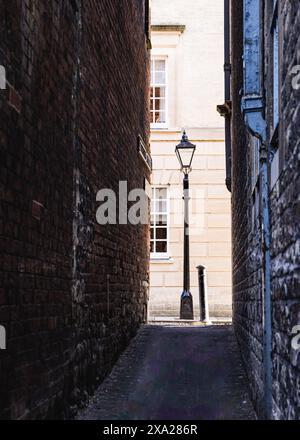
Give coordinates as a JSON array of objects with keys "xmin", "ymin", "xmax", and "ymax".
[{"xmin": 0, "ymin": 0, "xmax": 150, "ymax": 419}]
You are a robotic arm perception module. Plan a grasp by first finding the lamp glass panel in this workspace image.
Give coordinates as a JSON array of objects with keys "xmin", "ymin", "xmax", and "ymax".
[{"xmin": 177, "ymin": 147, "xmax": 195, "ymax": 168}]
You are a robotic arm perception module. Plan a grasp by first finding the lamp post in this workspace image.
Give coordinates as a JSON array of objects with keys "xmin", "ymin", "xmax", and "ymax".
[{"xmin": 175, "ymin": 130, "xmax": 196, "ymax": 320}]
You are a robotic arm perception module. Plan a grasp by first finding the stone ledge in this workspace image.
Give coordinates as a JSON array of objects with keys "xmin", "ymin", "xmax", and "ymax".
[{"xmin": 151, "ymin": 24, "xmax": 186, "ymax": 33}]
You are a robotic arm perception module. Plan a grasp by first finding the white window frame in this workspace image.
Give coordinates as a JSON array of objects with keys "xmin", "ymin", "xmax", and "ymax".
[
  {"xmin": 150, "ymin": 186, "xmax": 170, "ymax": 260},
  {"xmin": 150, "ymin": 56, "xmax": 168, "ymax": 130}
]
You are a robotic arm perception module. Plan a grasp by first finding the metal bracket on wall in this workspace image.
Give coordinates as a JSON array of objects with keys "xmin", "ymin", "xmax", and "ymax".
[{"xmin": 138, "ymin": 135, "xmax": 152, "ymax": 172}]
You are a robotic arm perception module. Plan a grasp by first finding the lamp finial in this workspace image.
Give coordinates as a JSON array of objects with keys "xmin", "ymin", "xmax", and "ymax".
[{"xmin": 182, "ymin": 130, "xmax": 188, "ymax": 142}]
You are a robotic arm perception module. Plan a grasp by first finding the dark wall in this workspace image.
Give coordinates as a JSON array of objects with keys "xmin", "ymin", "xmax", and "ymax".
[
  {"xmin": 231, "ymin": 0, "xmax": 300, "ymax": 419},
  {"xmin": 230, "ymin": 0, "xmax": 265, "ymax": 416},
  {"xmin": 270, "ymin": 0, "xmax": 300, "ymax": 420},
  {"xmin": 0, "ymin": 0, "xmax": 150, "ymax": 419}
]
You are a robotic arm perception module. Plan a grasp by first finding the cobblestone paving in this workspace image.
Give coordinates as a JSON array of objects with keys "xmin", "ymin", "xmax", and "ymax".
[{"xmin": 77, "ymin": 324, "xmax": 256, "ymax": 420}]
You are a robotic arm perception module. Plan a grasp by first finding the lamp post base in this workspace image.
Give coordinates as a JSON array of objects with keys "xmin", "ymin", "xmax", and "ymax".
[{"xmin": 180, "ymin": 291, "xmax": 194, "ymax": 320}]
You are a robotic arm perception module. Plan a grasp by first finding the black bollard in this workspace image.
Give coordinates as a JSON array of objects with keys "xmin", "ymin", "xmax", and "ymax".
[{"xmin": 197, "ymin": 265, "xmax": 211, "ymax": 324}]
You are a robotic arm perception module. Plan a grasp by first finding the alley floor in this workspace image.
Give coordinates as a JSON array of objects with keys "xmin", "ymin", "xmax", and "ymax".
[{"xmin": 78, "ymin": 324, "xmax": 256, "ymax": 420}]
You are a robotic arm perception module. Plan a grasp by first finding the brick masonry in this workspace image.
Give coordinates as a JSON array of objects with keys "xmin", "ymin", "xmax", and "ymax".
[
  {"xmin": 0, "ymin": 0, "xmax": 150, "ymax": 419},
  {"xmin": 231, "ymin": 0, "xmax": 300, "ymax": 420},
  {"xmin": 270, "ymin": 0, "xmax": 300, "ymax": 420}
]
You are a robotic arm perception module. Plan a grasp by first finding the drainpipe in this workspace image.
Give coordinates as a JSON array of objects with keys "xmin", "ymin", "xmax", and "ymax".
[
  {"xmin": 224, "ymin": 0, "xmax": 232, "ymax": 192},
  {"xmin": 241, "ymin": 0, "xmax": 272, "ymax": 419},
  {"xmin": 217, "ymin": 0, "xmax": 232, "ymax": 192}
]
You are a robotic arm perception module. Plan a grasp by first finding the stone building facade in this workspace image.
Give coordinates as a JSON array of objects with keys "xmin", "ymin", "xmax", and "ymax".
[
  {"xmin": 0, "ymin": 0, "xmax": 151, "ymax": 419},
  {"xmin": 149, "ymin": 0, "xmax": 232, "ymax": 320},
  {"xmin": 229, "ymin": 0, "xmax": 300, "ymax": 420}
]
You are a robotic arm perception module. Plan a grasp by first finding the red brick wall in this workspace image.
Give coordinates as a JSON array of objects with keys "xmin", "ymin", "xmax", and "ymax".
[{"xmin": 0, "ymin": 0, "xmax": 150, "ymax": 419}]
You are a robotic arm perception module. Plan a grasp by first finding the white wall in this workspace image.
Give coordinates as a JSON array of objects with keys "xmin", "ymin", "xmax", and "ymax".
[
  {"xmin": 149, "ymin": 0, "xmax": 232, "ymax": 320},
  {"xmin": 151, "ymin": 0, "xmax": 225, "ymax": 130}
]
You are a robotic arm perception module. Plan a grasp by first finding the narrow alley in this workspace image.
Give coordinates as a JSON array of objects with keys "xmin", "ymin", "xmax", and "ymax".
[
  {"xmin": 78, "ymin": 325, "xmax": 255, "ymax": 420},
  {"xmin": 0, "ymin": 0, "xmax": 299, "ymax": 424}
]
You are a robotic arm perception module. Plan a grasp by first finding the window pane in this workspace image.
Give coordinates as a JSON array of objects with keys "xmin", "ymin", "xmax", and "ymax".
[
  {"xmin": 155, "ymin": 112, "xmax": 165, "ymax": 123},
  {"xmin": 150, "ymin": 99, "xmax": 154, "ymax": 111},
  {"xmin": 156, "ymin": 188, "xmax": 167, "ymax": 199},
  {"xmin": 151, "ymin": 61, "xmax": 154, "ymax": 83},
  {"xmin": 156, "ymin": 228, "xmax": 167, "ymax": 240},
  {"xmin": 155, "ymin": 60, "xmax": 165, "ymax": 71},
  {"xmin": 155, "ymin": 200, "xmax": 167, "ymax": 212},
  {"xmin": 155, "ymin": 71, "xmax": 166, "ymax": 84},
  {"xmin": 150, "ymin": 60, "xmax": 167, "ymax": 126},
  {"xmin": 156, "ymin": 241, "xmax": 167, "ymax": 253},
  {"xmin": 155, "ymin": 87, "xmax": 165, "ymax": 98},
  {"xmin": 154, "ymin": 99, "xmax": 165, "ymax": 112},
  {"xmin": 155, "ymin": 99, "xmax": 160, "ymax": 111},
  {"xmin": 155, "ymin": 112, "xmax": 161, "ymax": 123},
  {"xmin": 151, "ymin": 200, "xmax": 156, "ymax": 213},
  {"xmin": 156, "ymin": 214, "xmax": 167, "ymax": 226},
  {"xmin": 151, "ymin": 187, "xmax": 168, "ymax": 255}
]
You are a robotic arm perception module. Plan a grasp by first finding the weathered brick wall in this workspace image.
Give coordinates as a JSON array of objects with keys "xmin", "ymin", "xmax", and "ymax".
[
  {"xmin": 0, "ymin": 0, "xmax": 150, "ymax": 419},
  {"xmin": 230, "ymin": 0, "xmax": 265, "ymax": 416},
  {"xmin": 231, "ymin": 0, "xmax": 300, "ymax": 420},
  {"xmin": 270, "ymin": 0, "xmax": 300, "ymax": 420}
]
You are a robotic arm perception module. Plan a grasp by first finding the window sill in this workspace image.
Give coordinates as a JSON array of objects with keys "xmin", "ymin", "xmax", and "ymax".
[
  {"xmin": 150, "ymin": 256, "xmax": 173, "ymax": 263},
  {"xmin": 151, "ymin": 124, "xmax": 168, "ymax": 130}
]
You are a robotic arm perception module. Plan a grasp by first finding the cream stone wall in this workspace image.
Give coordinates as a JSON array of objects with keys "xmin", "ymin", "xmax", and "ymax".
[{"xmin": 149, "ymin": 0, "xmax": 232, "ymax": 319}]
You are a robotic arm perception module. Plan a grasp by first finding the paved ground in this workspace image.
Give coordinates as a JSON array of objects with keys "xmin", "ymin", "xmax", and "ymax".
[{"xmin": 78, "ymin": 324, "xmax": 256, "ymax": 420}]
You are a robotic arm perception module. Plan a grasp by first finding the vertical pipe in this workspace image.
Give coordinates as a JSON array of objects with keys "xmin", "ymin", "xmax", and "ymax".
[
  {"xmin": 224, "ymin": 0, "xmax": 232, "ymax": 192},
  {"xmin": 224, "ymin": 0, "xmax": 231, "ymax": 102},
  {"xmin": 242, "ymin": 0, "xmax": 273, "ymax": 419},
  {"xmin": 260, "ymin": 148, "xmax": 273, "ymax": 419}
]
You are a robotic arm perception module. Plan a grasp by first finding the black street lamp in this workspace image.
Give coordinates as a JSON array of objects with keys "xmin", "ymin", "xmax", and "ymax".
[{"xmin": 175, "ymin": 130, "xmax": 196, "ymax": 320}]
